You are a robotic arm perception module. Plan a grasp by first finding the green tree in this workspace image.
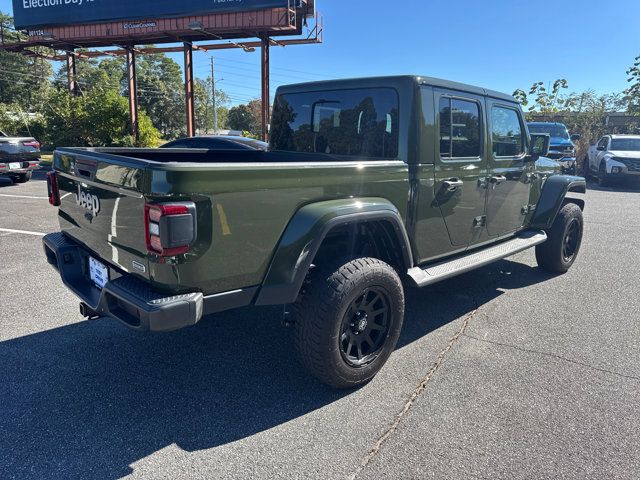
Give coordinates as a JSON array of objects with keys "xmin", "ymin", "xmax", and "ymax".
[
  {"xmin": 135, "ymin": 53, "xmax": 185, "ymax": 139},
  {"xmin": 626, "ymin": 54, "xmax": 640, "ymax": 114},
  {"xmin": 38, "ymin": 85, "xmax": 161, "ymax": 149},
  {"xmin": 228, "ymin": 99, "xmax": 262, "ymax": 138},
  {"xmin": 53, "ymin": 55, "xmax": 125, "ymax": 95},
  {"xmin": 513, "ymin": 79, "xmax": 574, "ymax": 113},
  {"xmin": 194, "ymin": 77, "xmax": 230, "ymax": 134},
  {"xmin": 0, "ymin": 13, "xmax": 53, "ymax": 111}
]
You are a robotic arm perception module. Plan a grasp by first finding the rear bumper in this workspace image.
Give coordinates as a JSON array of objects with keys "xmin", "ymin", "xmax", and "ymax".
[
  {"xmin": 43, "ymin": 232, "xmax": 256, "ymax": 332},
  {"xmin": 0, "ymin": 159, "xmax": 40, "ymax": 174}
]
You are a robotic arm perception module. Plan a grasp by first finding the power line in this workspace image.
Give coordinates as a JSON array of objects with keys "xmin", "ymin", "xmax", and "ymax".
[{"xmin": 209, "ymin": 55, "xmax": 338, "ymax": 79}]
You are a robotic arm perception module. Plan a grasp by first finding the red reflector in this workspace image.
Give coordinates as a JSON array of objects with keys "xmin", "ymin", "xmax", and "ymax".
[
  {"xmin": 23, "ymin": 141, "xmax": 40, "ymax": 149},
  {"xmin": 150, "ymin": 235, "xmax": 163, "ymax": 252},
  {"xmin": 46, "ymin": 171, "xmax": 61, "ymax": 207}
]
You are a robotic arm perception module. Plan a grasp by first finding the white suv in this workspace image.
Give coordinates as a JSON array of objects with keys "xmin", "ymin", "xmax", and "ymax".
[{"xmin": 585, "ymin": 135, "xmax": 640, "ymax": 186}]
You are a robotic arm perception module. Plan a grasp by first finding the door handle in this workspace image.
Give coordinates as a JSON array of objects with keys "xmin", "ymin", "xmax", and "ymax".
[{"xmin": 443, "ymin": 178, "xmax": 464, "ymax": 191}]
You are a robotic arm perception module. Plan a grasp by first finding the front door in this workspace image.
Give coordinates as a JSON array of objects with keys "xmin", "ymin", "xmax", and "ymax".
[
  {"xmin": 433, "ymin": 90, "xmax": 488, "ymax": 247},
  {"xmin": 485, "ymin": 102, "xmax": 532, "ymax": 237}
]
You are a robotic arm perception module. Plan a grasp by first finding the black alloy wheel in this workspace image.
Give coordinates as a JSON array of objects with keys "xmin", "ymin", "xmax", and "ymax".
[
  {"xmin": 562, "ymin": 218, "xmax": 581, "ymax": 263},
  {"xmin": 340, "ymin": 287, "xmax": 391, "ymax": 367}
]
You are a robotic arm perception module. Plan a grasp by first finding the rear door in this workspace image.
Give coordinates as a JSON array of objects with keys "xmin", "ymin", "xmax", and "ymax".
[
  {"xmin": 485, "ymin": 101, "xmax": 532, "ymax": 237},
  {"xmin": 55, "ymin": 151, "xmax": 150, "ymax": 279},
  {"xmin": 433, "ymin": 89, "xmax": 488, "ymax": 247}
]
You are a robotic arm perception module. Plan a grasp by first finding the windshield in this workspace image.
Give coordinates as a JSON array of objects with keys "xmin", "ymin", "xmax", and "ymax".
[
  {"xmin": 270, "ymin": 87, "xmax": 399, "ymax": 159},
  {"xmin": 528, "ymin": 124, "xmax": 570, "ymax": 140},
  {"xmin": 610, "ymin": 138, "xmax": 640, "ymax": 151}
]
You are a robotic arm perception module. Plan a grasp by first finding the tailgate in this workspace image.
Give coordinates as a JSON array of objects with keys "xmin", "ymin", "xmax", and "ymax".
[{"xmin": 54, "ymin": 150, "xmax": 150, "ymax": 280}]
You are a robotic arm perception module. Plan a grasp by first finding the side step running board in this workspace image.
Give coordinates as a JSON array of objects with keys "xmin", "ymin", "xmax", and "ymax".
[{"xmin": 408, "ymin": 230, "xmax": 547, "ymax": 287}]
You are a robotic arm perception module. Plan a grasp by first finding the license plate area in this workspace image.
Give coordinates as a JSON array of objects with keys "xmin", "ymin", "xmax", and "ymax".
[
  {"xmin": 9, "ymin": 162, "xmax": 21, "ymax": 170},
  {"xmin": 89, "ymin": 257, "xmax": 109, "ymax": 289}
]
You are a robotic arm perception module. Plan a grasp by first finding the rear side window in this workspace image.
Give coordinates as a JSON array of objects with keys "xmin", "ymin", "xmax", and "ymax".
[
  {"xmin": 491, "ymin": 106, "xmax": 524, "ymax": 157},
  {"xmin": 439, "ymin": 98, "xmax": 482, "ymax": 158},
  {"xmin": 270, "ymin": 88, "xmax": 399, "ymax": 159}
]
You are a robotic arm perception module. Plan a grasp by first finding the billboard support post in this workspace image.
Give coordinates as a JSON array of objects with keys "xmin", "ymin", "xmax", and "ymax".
[
  {"xmin": 261, "ymin": 35, "xmax": 270, "ymax": 142},
  {"xmin": 66, "ymin": 51, "xmax": 79, "ymax": 96},
  {"xmin": 184, "ymin": 42, "xmax": 196, "ymax": 137},
  {"xmin": 126, "ymin": 48, "xmax": 139, "ymax": 141}
]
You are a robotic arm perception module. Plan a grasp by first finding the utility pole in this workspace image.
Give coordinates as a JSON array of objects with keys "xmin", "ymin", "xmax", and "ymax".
[{"xmin": 211, "ymin": 57, "xmax": 218, "ymax": 135}]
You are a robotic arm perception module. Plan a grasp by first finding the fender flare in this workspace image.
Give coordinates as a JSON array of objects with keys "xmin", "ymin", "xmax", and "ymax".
[
  {"xmin": 530, "ymin": 175, "xmax": 586, "ymax": 230},
  {"xmin": 254, "ymin": 197, "xmax": 413, "ymax": 306}
]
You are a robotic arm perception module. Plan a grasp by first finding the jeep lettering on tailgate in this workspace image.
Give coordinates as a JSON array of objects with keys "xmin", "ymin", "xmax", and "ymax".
[{"xmin": 75, "ymin": 185, "xmax": 100, "ymax": 217}]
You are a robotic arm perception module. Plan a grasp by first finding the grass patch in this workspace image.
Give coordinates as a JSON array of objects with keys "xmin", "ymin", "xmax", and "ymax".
[{"xmin": 39, "ymin": 153, "xmax": 53, "ymax": 166}]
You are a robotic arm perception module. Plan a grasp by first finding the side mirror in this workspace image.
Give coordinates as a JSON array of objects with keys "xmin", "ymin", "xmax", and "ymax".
[
  {"xmin": 571, "ymin": 133, "xmax": 581, "ymax": 142},
  {"xmin": 596, "ymin": 145, "xmax": 606, "ymax": 151},
  {"xmin": 529, "ymin": 133, "xmax": 550, "ymax": 160}
]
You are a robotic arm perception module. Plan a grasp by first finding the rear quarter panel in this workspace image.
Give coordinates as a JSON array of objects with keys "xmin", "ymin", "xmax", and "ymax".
[{"xmin": 146, "ymin": 160, "xmax": 410, "ymax": 295}]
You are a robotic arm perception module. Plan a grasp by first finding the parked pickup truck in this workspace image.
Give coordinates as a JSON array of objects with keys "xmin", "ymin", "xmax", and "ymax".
[
  {"xmin": 43, "ymin": 76, "xmax": 586, "ymax": 388},
  {"xmin": 585, "ymin": 134, "xmax": 640, "ymax": 186},
  {"xmin": 527, "ymin": 122, "xmax": 580, "ymax": 175},
  {"xmin": 0, "ymin": 129, "xmax": 41, "ymax": 183}
]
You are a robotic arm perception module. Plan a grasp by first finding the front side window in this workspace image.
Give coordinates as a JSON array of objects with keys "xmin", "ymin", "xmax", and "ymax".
[
  {"xmin": 492, "ymin": 106, "xmax": 524, "ymax": 157},
  {"xmin": 597, "ymin": 137, "xmax": 608, "ymax": 149},
  {"xmin": 439, "ymin": 98, "xmax": 481, "ymax": 159},
  {"xmin": 270, "ymin": 88, "xmax": 399, "ymax": 159}
]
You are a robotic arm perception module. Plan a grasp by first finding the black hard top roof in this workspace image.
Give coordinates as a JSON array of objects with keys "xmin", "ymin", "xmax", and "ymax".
[{"xmin": 276, "ymin": 75, "xmax": 516, "ymax": 103}]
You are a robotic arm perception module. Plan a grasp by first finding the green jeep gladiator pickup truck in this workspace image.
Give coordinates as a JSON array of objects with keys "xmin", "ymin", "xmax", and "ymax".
[{"xmin": 43, "ymin": 76, "xmax": 586, "ymax": 388}]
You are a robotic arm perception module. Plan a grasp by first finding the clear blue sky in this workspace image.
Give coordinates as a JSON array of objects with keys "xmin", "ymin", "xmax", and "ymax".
[{"xmin": 2, "ymin": 0, "xmax": 639, "ymax": 106}]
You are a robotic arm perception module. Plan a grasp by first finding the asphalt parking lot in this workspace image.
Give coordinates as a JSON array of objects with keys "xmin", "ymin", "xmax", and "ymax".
[{"xmin": 1, "ymin": 171, "xmax": 639, "ymax": 480}]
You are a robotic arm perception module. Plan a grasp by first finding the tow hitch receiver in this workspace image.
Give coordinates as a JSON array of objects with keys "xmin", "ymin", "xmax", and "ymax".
[{"xmin": 79, "ymin": 302, "xmax": 100, "ymax": 320}]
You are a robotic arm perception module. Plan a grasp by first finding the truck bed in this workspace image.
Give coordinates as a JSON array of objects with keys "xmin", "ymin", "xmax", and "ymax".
[{"xmin": 51, "ymin": 147, "xmax": 410, "ymax": 296}]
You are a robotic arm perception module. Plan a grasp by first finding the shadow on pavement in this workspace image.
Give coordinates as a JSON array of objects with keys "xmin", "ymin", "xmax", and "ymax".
[
  {"xmin": 1, "ymin": 258, "xmax": 554, "ymax": 479},
  {"xmin": 0, "ymin": 169, "xmax": 48, "ymax": 188},
  {"xmin": 0, "ymin": 176, "xmax": 14, "ymax": 187},
  {"xmin": 586, "ymin": 179, "xmax": 640, "ymax": 193}
]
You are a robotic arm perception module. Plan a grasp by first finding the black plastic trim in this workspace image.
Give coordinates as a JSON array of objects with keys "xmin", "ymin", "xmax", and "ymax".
[
  {"xmin": 43, "ymin": 232, "xmax": 256, "ymax": 332},
  {"xmin": 255, "ymin": 211, "xmax": 413, "ymax": 306}
]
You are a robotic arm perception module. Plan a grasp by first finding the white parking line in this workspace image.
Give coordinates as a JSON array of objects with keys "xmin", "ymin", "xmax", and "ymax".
[
  {"xmin": 0, "ymin": 228, "xmax": 46, "ymax": 237},
  {"xmin": 0, "ymin": 194, "xmax": 48, "ymax": 200}
]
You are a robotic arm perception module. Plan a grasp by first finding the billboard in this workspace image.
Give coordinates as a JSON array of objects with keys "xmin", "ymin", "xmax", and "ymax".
[{"xmin": 12, "ymin": 0, "xmax": 293, "ymax": 30}]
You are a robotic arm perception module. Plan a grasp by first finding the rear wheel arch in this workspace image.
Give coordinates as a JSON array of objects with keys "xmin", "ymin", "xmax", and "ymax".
[{"xmin": 255, "ymin": 201, "xmax": 413, "ymax": 306}]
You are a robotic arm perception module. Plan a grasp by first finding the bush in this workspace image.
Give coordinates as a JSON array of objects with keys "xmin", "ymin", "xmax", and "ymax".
[{"xmin": 36, "ymin": 88, "xmax": 162, "ymax": 149}]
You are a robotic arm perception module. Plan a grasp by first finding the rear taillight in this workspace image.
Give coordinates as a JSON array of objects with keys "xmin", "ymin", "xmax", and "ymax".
[
  {"xmin": 46, "ymin": 171, "xmax": 61, "ymax": 206},
  {"xmin": 23, "ymin": 141, "xmax": 40, "ymax": 149},
  {"xmin": 144, "ymin": 202, "xmax": 197, "ymax": 257}
]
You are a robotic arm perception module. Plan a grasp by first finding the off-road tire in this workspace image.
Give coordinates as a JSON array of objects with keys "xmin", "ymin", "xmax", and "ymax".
[
  {"xmin": 292, "ymin": 257, "xmax": 405, "ymax": 389},
  {"xmin": 598, "ymin": 162, "xmax": 611, "ymax": 187},
  {"xmin": 535, "ymin": 202, "xmax": 583, "ymax": 274},
  {"xmin": 582, "ymin": 157, "xmax": 591, "ymax": 179}
]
